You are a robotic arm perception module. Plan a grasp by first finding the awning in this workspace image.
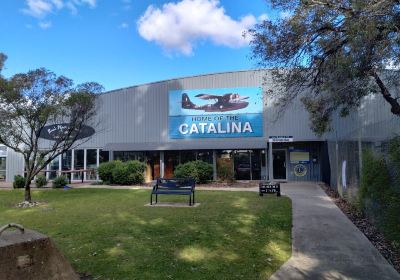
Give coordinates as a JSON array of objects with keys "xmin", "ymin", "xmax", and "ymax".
[{"xmin": 103, "ymin": 139, "xmax": 268, "ymax": 151}]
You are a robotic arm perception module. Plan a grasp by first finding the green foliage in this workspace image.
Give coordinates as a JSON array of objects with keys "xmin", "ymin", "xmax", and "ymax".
[
  {"xmin": 0, "ymin": 52, "xmax": 102, "ymax": 202},
  {"xmin": 359, "ymin": 148, "xmax": 400, "ymax": 247},
  {"xmin": 174, "ymin": 160, "xmax": 213, "ymax": 184},
  {"xmin": 52, "ymin": 176, "xmax": 68, "ymax": 189},
  {"xmin": 217, "ymin": 160, "xmax": 235, "ymax": 182},
  {"xmin": 249, "ymin": 0, "xmax": 400, "ymax": 135},
  {"xmin": 98, "ymin": 161, "xmax": 121, "ymax": 184},
  {"xmin": 13, "ymin": 175, "xmax": 25, "ymax": 189},
  {"xmin": 35, "ymin": 175, "xmax": 48, "ymax": 188},
  {"xmin": 359, "ymin": 150, "xmax": 391, "ymax": 210},
  {"xmin": 99, "ymin": 160, "xmax": 145, "ymax": 185}
]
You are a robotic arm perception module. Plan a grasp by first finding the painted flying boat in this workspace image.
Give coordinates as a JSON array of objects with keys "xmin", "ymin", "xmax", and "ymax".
[{"xmin": 181, "ymin": 93, "xmax": 249, "ymax": 112}]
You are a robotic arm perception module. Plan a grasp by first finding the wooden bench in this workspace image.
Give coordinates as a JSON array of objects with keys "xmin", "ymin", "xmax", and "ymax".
[
  {"xmin": 151, "ymin": 178, "xmax": 196, "ymax": 206},
  {"xmin": 259, "ymin": 181, "xmax": 281, "ymax": 197}
]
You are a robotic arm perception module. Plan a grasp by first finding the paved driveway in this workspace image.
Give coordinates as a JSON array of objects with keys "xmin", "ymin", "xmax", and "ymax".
[{"xmin": 270, "ymin": 182, "xmax": 400, "ymax": 280}]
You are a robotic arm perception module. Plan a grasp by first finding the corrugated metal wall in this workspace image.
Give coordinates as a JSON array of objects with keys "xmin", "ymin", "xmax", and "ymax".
[
  {"xmin": 4, "ymin": 70, "xmax": 399, "ymax": 185},
  {"xmin": 5, "ymin": 148, "xmax": 24, "ymax": 183},
  {"xmin": 79, "ymin": 70, "xmax": 322, "ymax": 150}
]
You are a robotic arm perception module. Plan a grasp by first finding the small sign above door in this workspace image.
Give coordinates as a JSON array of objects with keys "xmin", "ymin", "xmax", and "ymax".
[{"xmin": 268, "ymin": 136, "xmax": 293, "ymax": 143}]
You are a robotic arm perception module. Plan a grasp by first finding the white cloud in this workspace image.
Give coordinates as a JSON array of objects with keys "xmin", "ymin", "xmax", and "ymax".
[
  {"xmin": 137, "ymin": 0, "xmax": 263, "ymax": 55},
  {"xmin": 23, "ymin": 0, "xmax": 54, "ymax": 18},
  {"xmin": 38, "ymin": 21, "xmax": 52, "ymax": 29},
  {"xmin": 22, "ymin": 0, "xmax": 97, "ymax": 18},
  {"xmin": 258, "ymin": 14, "xmax": 269, "ymax": 22}
]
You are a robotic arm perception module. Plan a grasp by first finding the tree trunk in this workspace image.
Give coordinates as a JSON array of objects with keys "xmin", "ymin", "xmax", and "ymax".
[{"xmin": 24, "ymin": 179, "xmax": 32, "ymax": 202}]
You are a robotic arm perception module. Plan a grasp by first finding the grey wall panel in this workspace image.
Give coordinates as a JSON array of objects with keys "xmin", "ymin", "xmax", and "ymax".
[
  {"xmin": 75, "ymin": 70, "xmax": 325, "ymax": 150},
  {"xmin": 6, "ymin": 148, "xmax": 24, "ymax": 182},
  {"xmin": 63, "ymin": 70, "xmax": 399, "ymax": 151}
]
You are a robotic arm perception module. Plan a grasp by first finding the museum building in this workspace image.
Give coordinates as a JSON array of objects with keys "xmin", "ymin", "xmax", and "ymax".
[{"xmin": 2, "ymin": 69, "xmax": 396, "ymax": 187}]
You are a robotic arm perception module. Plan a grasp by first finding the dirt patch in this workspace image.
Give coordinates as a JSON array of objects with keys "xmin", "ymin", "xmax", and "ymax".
[{"xmin": 319, "ymin": 183, "xmax": 400, "ymax": 273}]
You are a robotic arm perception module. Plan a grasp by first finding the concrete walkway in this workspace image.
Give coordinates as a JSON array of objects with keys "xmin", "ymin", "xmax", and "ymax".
[{"xmin": 270, "ymin": 182, "xmax": 400, "ymax": 280}]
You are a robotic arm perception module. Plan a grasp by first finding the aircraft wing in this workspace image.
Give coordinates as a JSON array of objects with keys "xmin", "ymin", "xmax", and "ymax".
[{"xmin": 195, "ymin": 94, "xmax": 222, "ymax": 100}]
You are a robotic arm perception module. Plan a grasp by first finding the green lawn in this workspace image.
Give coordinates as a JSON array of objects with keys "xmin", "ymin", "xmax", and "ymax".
[{"xmin": 0, "ymin": 189, "xmax": 291, "ymax": 279}]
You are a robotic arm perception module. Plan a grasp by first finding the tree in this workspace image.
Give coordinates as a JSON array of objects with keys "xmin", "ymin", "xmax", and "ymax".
[
  {"xmin": 248, "ymin": 0, "xmax": 400, "ymax": 135},
  {"xmin": 0, "ymin": 54, "xmax": 103, "ymax": 203}
]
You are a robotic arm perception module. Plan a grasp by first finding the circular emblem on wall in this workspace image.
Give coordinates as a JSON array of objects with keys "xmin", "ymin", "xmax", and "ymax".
[{"xmin": 294, "ymin": 164, "xmax": 307, "ymax": 177}]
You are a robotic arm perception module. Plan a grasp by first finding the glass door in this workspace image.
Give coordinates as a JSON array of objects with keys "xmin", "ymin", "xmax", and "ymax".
[
  {"xmin": 273, "ymin": 150, "xmax": 287, "ymax": 180},
  {"xmin": 234, "ymin": 150, "xmax": 251, "ymax": 180}
]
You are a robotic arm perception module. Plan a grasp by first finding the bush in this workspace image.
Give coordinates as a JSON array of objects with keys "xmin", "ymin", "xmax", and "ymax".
[
  {"xmin": 99, "ymin": 160, "xmax": 145, "ymax": 185},
  {"xmin": 35, "ymin": 175, "xmax": 48, "ymax": 188},
  {"xmin": 13, "ymin": 175, "xmax": 25, "ymax": 189},
  {"xmin": 217, "ymin": 159, "xmax": 235, "ymax": 182},
  {"xmin": 111, "ymin": 160, "xmax": 146, "ymax": 185},
  {"xmin": 359, "ymin": 149, "xmax": 391, "ymax": 210},
  {"xmin": 359, "ymin": 147, "xmax": 400, "ymax": 247},
  {"xmin": 98, "ymin": 160, "xmax": 121, "ymax": 184},
  {"xmin": 174, "ymin": 160, "xmax": 213, "ymax": 184},
  {"xmin": 52, "ymin": 175, "xmax": 68, "ymax": 189}
]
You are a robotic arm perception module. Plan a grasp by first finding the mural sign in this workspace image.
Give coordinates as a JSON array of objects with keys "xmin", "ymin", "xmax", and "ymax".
[
  {"xmin": 169, "ymin": 87, "xmax": 263, "ymax": 139},
  {"xmin": 39, "ymin": 123, "xmax": 95, "ymax": 141}
]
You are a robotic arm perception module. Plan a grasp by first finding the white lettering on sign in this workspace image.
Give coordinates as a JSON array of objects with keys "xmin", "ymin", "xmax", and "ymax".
[
  {"xmin": 178, "ymin": 122, "xmax": 253, "ymax": 136},
  {"xmin": 179, "ymin": 124, "xmax": 189, "ymax": 134},
  {"xmin": 269, "ymin": 136, "xmax": 293, "ymax": 143}
]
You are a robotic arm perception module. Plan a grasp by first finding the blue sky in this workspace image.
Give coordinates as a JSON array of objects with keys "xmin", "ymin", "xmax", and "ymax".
[{"xmin": 0, "ymin": 0, "xmax": 279, "ymax": 91}]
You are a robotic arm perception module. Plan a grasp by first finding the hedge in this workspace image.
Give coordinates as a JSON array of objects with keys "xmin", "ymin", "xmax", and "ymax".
[
  {"xmin": 98, "ymin": 160, "xmax": 145, "ymax": 185},
  {"xmin": 174, "ymin": 160, "xmax": 213, "ymax": 184}
]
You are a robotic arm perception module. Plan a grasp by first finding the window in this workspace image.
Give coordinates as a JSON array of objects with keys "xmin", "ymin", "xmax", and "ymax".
[
  {"xmin": 99, "ymin": 150, "xmax": 109, "ymax": 163},
  {"xmin": 48, "ymin": 156, "xmax": 59, "ymax": 180},
  {"xmin": 86, "ymin": 149, "xmax": 97, "ymax": 180},
  {"xmin": 0, "ymin": 157, "xmax": 6, "ymax": 181},
  {"xmin": 73, "ymin": 150, "xmax": 84, "ymax": 180}
]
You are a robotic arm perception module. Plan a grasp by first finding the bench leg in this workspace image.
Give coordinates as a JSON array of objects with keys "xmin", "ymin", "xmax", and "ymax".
[
  {"xmin": 150, "ymin": 194, "xmax": 153, "ymax": 205},
  {"xmin": 189, "ymin": 195, "xmax": 191, "ymax": 206},
  {"xmin": 193, "ymin": 191, "xmax": 195, "ymax": 205},
  {"xmin": 156, "ymin": 194, "xmax": 158, "ymax": 204}
]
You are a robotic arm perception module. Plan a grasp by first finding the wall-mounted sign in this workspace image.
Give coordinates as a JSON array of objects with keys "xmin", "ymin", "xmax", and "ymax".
[
  {"xmin": 269, "ymin": 136, "xmax": 293, "ymax": 143},
  {"xmin": 294, "ymin": 164, "xmax": 307, "ymax": 177},
  {"xmin": 290, "ymin": 149, "xmax": 310, "ymax": 164},
  {"xmin": 39, "ymin": 124, "xmax": 95, "ymax": 141},
  {"xmin": 169, "ymin": 87, "xmax": 263, "ymax": 139}
]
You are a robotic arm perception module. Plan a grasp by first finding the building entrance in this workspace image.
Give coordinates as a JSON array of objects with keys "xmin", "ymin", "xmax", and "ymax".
[{"xmin": 273, "ymin": 150, "xmax": 287, "ymax": 180}]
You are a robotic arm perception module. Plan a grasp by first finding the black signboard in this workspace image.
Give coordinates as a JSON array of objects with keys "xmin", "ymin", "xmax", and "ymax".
[
  {"xmin": 259, "ymin": 181, "xmax": 281, "ymax": 197},
  {"xmin": 39, "ymin": 124, "xmax": 95, "ymax": 141}
]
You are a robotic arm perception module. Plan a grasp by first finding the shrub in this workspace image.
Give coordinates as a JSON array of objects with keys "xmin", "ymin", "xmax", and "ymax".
[
  {"xmin": 111, "ymin": 160, "xmax": 146, "ymax": 185},
  {"xmin": 217, "ymin": 159, "xmax": 235, "ymax": 182},
  {"xmin": 98, "ymin": 161, "xmax": 121, "ymax": 184},
  {"xmin": 112, "ymin": 164, "xmax": 130, "ymax": 185},
  {"xmin": 13, "ymin": 175, "xmax": 25, "ymax": 189},
  {"xmin": 52, "ymin": 175, "xmax": 68, "ymax": 189},
  {"xmin": 359, "ymin": 147, "xmax": 400, "ymax": 247},
  {"xmin": 35, "ymin": 175, "xmax": 48, "ymax": 188},
  {"xmin": 174, "ymin": 160, "xmax": 213, "ymax": 184},
  {"xmin": 359, "ymin": 149, "xmax": 391, "ymax": 210}
]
